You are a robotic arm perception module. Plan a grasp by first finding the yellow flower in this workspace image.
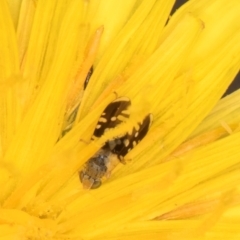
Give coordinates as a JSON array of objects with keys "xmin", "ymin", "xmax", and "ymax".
[{"xmin": 1, "ymin": 0, "xmax": 240, "ymax": 239}]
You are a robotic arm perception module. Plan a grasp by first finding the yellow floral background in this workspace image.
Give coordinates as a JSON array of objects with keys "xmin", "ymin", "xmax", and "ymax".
[{"xmin": 0, "ymin": 0, "xmax": 240, "ymax": 239}]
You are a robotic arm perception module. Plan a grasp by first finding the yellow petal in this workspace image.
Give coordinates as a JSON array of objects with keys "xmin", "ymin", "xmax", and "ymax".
[{"xmin": 1, "ymin": 0, "xmax": 240, "ymax": 239}]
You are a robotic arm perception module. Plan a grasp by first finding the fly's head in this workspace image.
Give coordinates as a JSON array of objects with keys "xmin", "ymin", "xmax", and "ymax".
[{"xmin": 79, "ymin": 151, "xmax": 108, "ymax": 189}]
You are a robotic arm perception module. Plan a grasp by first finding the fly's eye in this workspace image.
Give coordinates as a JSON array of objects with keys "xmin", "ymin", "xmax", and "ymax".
[
  {"xmin": 79, "ymin": 170, "xmax": 102, "ymax": 189},
  {"xmin": 91, "ymin": 180, "xmax": 102, "ymax": 189},
  {"xmin": 79, "ymin": 171, "xmax": 84, "ymax": 182}
]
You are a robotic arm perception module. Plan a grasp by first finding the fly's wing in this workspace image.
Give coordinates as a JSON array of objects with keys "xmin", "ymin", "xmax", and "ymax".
[
  {"xmin": 112, "ymin": 114, "xmax": 153, "ymax": 161},
  {"xmin": 92, "ymin": 97, "xmax": 131, "ymax": 139}
]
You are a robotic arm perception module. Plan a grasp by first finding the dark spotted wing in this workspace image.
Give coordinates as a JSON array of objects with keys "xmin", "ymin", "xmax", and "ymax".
[
  {"xmin": 112, "ymin": 114, "xmax": 153, "ymax": 160},
  {"xmin": 93, "ymin": 97, "xmax": 131, "ymax": 138}
]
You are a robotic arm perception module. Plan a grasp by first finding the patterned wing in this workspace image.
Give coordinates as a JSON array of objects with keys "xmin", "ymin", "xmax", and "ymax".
[
  {"xmin": 111, "ymin": 114, "xmax": 153, "ymax": 161},
  {"xmin": 93, "ymin": 97, "xmax": 131, "ymax": 138}
]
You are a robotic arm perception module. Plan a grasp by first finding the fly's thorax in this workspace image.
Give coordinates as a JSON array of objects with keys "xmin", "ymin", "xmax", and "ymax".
[{"xmin": 92, "ymin": 148, "xmax": 111, "ymax": 161}]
